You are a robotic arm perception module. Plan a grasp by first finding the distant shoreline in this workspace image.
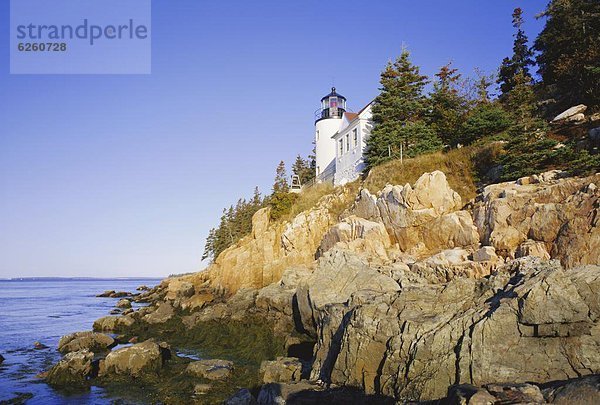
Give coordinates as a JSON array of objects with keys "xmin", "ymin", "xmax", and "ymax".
[{"xmin": 0, "ymin": 277, "xmax": 164, "ymax": 281}]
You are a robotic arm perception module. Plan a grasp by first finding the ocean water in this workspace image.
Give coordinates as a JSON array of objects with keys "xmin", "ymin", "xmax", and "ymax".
[{"xmin": 0, "ymin": 278, "xmax": 162, "ymax": 404}]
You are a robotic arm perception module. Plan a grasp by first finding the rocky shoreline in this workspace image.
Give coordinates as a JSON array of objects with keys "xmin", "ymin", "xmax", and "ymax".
[{"xmin": 42, "ymin": 170, "xmax": 600, "ymax": 404}]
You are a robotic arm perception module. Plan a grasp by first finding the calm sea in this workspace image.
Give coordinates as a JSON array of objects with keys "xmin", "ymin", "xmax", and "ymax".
[{"xmin": 0, "ymin": 278, "xmax": 162, "ymax": 404}]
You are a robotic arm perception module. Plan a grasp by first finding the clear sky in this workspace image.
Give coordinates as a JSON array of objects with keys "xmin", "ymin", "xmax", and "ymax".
[{"xmin": 0, "ymin": 0, "xmax": 549, "ymax": 278}]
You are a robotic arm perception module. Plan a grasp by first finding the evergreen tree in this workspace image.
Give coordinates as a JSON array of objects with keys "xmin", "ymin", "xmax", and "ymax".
[
  {"xmin": 268, "ymin": 161, "xmax": 297, "ymax": 220},
  {"xmin": 498, "ymin": 8, "xmax": 535, "ymax": 98},
  {"xmin": 506, "ymin": 71, "xmax": 538, "ymax": 130},
  {"xmin": 201, "ymin": 228, "xmax": 216, "ymax": 261},
  {"xmin": 201, "ymin": 187, "xmax": 264, "ymax": 262},
  {"xmin": 272, "ymin": 160, "xmax": 289, "ymax": 193},
  {"xmin": 534, "ymin": 0, "xmax": 600, "ymax": 110},
  {"xmin": 499, "ymin": 70, "xmax": 552, "ymax": 180},
  {"xmin": 474, "ymin": 68, "xmax": 495, "ymax": 104},
  {"xmin": 251, "ymin": 186, "xmax": 262, "ymax": 207},
  {"xmin": 273, "ymin": 160, "xmax": 290, "ymax": 194},
  {"xmin": 308, "ymin": 144, "xmax": 316, "ymax": 175},
  {"xmin": 292, "ymin": 154, "xmax": 314, "ymax": 185},
  {"xmin": 365, "ymin": 50, "xmax": 442, "ymax": 169},
  {"xmin": 428, "ymin": 62, "xmax": 469, "ymax": 146},
  {"xmin": 459, "ymin": 102, "xmax": 513, "ymax": 145}
]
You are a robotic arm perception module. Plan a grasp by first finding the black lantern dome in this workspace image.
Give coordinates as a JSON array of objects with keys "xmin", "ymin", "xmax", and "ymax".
[{"xmin": 315, "ymin": 87, "xmax": 347, "ymax": 122}]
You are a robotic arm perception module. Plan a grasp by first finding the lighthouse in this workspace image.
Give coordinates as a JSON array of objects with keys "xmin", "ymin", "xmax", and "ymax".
[{"xmin": 314, "ymin": 87, "xmax": 346, "ymax": 183}]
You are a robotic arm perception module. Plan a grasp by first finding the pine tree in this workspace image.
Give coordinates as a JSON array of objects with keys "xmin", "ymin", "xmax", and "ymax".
[
  {"xmin": 308, "ymin": 144, "xmax": 316, "ymax": 175},
  {"xmin": 268, "ymin": 161, "xmax": 297, "ymax": 220},
  {"xmin": 365, "ymin": 50, "xmax": 442, "ymax": 169},
  {"xmin": 272, "ymin": 161, "xmax": 289, "ymax": 193},
  {"xmin": 292, "ymin": 154, "xmax": 314, "ymax": 185},
  {"xmin": 474, "ymin": 68, "xmax": 495, "ymax": 104},
  {"xmin": 498, "ymin": 8, "xmax": 535, "ymax": 98},
  {"xmin": 506, "ymin": 71, "xmax": 537, "ymax": 131},
  {"xmin": 534, "ymin": 0, "xmax": 600, "ymax": 110},
  {"xmin": 201, "ymin": 186, "xmax": 264, "ymax": 262},
  {"xmin": 428, "ymin": 62, "xmax": 469, "ymax": 146},
  {"xmin": 251, "ymin": 186, "xmax": 262, "ymax": 207},
  {"xmin": 499, "ymin": 70, "xmax": 552, "ymax": 180},
  {"xmin": 201, "ymin": 228, "xmax": 216, "ymax": 261}
]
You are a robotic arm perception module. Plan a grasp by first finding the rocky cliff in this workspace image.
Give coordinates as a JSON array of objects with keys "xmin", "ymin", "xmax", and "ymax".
[
  {"xmin": 196, "ymin": 169, "xmax": 600, "ymax": 401},
  {"xmin": 47, "ymin": 169, "xmax": 600, "ymax": 403}
]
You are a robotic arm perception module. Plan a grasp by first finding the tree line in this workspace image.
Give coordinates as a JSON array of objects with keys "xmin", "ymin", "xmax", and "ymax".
[{"xmin": 365, "ymin": 1, "xmax": 600, "ymax": 179}]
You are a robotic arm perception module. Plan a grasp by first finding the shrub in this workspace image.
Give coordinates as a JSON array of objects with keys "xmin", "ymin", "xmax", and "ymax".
[{"xmin": 460, "ymin": 103, "xmax": 513, "ymax": 145}]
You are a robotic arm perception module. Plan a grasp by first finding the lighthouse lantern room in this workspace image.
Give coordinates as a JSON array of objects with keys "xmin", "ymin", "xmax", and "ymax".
[{"xmin": 314, "ymin": 87, "xmax": 347, "ymax": 182}]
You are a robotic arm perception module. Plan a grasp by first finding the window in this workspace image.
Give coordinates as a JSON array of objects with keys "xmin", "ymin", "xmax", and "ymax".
[
  {"xmin": 353, "ymin": 128, "xmax": 358, "ymax": 148},
  {"xmin": 316, "ymin": 130, "xmax": 319, "ymax": 141},
  {"xmin": 339, "ymin": 139, "xmax": 343, "ymax": 155},
  {"xmin": 345, "ymin": 134, "xmax": 350, "ymax": 152},
  {"xmin": 329, "ymin": 96, "xmax": 338, "ymax": 109},
  {"xmin": 317, "ymin": 166, "xmax": 320, "ymax": 175}
]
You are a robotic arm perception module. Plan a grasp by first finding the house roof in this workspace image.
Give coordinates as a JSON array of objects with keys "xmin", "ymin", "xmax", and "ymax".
[
  {"xmin": 330, "ymin": 100, "xmax": 375, "ymax": 139},
  {"xmin": 344, "ymin": 112, "xmax": 358, "ymax": 122}
]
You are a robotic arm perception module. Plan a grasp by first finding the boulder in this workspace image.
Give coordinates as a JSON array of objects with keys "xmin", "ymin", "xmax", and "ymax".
[
  {"xmin": 166, "ymin": 280, "xmax": 195, "ymax": 300},
  {"xmin": 255, "ymin": 284, "xmax": 294, "ymax": 317},
  {"xmin": 318, "ymin": 216, "xmax": 391, "ymax": 259},
  {"xmin": 182, "ymin": 303, "xmax": 231, "ymax": 327},
  {"xmin": 46, "ymin": 349, "xmax": 94, "ymax": 386},
  {"xmin": 257, "ymin": 382, "xmax": 325, "ymax": 404},
  {"xmin": 590, "ymin": 127, "xmax": 600, "ymax": 144},
  {"xmin": 93, "ymin": 315, "xmax": 135, "ymax": 332},
  {"xmin": 98, "ymin": 340, "xmax": 170, "ymax": 377},
  {"xmin": 409, "ymin": 248, "xmax": 492, "ymax": 283},
  {"xmin": 136, "ymin": 285, "xmax": 150, "ymax": 291},
  {"xmin": 260, "ymin": 357, "xmax": 303, "ymax": 383},
  {"xmin": 0, "ymin": 353, "xmax": 4, "ymax": 364},
  {"xmin": 179, "ymin": 289, "xmax": 215, "ymax": 311},
  {"xmin": 473, "ymin": 172, "xmax": 600, "ymax": 267},
  {"xmin": 348, "ymin": 171, "xmax": 478, "ymax": 257},
  {"xmin": 186, "ymin": 359, "xmax": 234, "ymax": 380},
  {"xmin": 296, "ymin": 248, "xmax": 400, "ymax": 335},
  {"xmin": 565, "ymin": 113, "xmax": 586, "ymax": 123},
  {"xmin": 307, "ymin": 258, "xmax": 600, "ymax": 401},
  {"xmin": 58, "ymin": 331, "xmax": 115, "ymax": 354},
  {"xmin": 225, "ymin": 388, "xmax": 257, "ymax": 405},
  {"xmin": 472, "ymin": 246, "xmax": 500, "ymax": 263},
  {"xmin": 109, "ymin": 291, "xmax": 131, "ymax": 298},
  {"xmin": 279, "ymin": 266, "xmax": 313, "ymax": 289},
  {"xmin": 143, "ymin": 301, "xmax": 175, "ymax": 324},
  {"xmin": 445, "ymin": 382, "xmax": 544, "ymax": 404},
  {"xmin": 116, "ymin": 298, "xmax": 132, "ymax": 309},
  {"xmin": 193, "ymin": 383, "xmax": 212, "ymax": 395},
  {"xmin": 485, "ymin": 383, "xmax": 545, "ymax": 403},
  {"xmin": 445, "ymin": 384, "xmax": 497, "ymax": 405},
  {"xmin": 515, "ymin": 239, "xmax": 551, "ymax": 260},
  {"xmin": 552, "ymin": 104, "xmax": 587, "ymax": 122},
  {"xmin": 543, "ymin": 374, "xmax": 600, "ymax": 404},
  {"xmin": 97, "ymin": 290, "xmax": 115, "ymax": 297}
]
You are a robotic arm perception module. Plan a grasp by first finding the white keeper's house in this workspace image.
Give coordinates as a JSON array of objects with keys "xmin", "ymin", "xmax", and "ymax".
[{"xmin": 314, "ymin": 87, "xmax": 373, "ymax": 186}]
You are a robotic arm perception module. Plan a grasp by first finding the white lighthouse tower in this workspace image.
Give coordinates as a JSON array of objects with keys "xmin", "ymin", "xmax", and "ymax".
[{"xmin": 314, "ymin": 87, "xmax": 347, "ymax": 183}]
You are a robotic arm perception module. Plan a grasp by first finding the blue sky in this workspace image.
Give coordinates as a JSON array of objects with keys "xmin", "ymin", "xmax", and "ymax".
[{"xmin": 0, "ymin": 0, "xmax": 549, "ymax": 278}]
